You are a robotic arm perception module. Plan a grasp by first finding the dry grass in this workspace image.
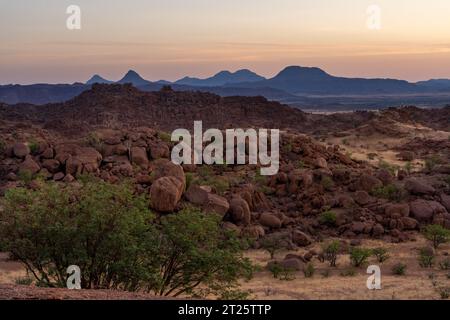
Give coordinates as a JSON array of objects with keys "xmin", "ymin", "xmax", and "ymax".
[{"xmin": 241, "ymin": 237, "xmax": 450, "ymax": 300}]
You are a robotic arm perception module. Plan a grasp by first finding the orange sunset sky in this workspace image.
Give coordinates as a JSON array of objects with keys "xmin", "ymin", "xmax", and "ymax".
[{"xmin": 1, "ymin": 0, "xmax": 450, "ymax": 84}]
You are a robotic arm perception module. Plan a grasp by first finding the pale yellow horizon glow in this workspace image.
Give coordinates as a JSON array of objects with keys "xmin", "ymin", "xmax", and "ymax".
[{"xmin": 1, "ymin": 0, "xmax": 450, "ymax": 84}]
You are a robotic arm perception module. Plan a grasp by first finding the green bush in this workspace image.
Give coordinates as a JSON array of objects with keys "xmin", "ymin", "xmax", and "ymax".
[
  {"xmin": 371, "ymin": 184, "xmax": 404, "ymax": 201},
  {"xmin": 439, "ymin": 288, "xmax": 450, "ymax": 299},
  {"xmin": 319, "ymin": 211, "xmax": 337, "ymax": 227},
  {"xmin": 349, "ymin": 247, "xmax": 372, "ymax": 267},
  {"xmin": 372, "ymin": 247, "xmax": 390, "ymax": 263},
  {"xmin": 423, "ymin": 224, "xmax": 450, "ymax": 249},
  {"xmin": 321, "ymin": 176, "xmax": 334, "ymax": 191},
  {"xmin": 0, "ymin": 179, "xmax": 252, "ymax": 298},
  {"xmin": 158, "ymin": 131, "xmax": 172, "ymax": 143},
  {"xmin": 322, "ymin": 241, "xmax": 340, "ymax": 267},
  {"xmin": 392, "ymin": 263, "xmax": 407, "ymax": 276},
  {"xmin": 378, "ymin": 161, "xmax": 398, "ymax": 176},
  {"xmin": 424, "ymin": 155, "xmax": 442, "ymax": 172},
  {"xmin": 439, "ymin": 258, "xmax": 450, "ymax": 270},
  {"xmin": 303, "ymin": 263, "xmax": 315, "ymax": 278},
  {"xmin": 268, "ymin": 263, "xmax": 296, "ymax": 281},
  {"xmin": 260, "ymin": 234, "xmax": 292, "ymax": 260},
  {"xmin": 28, "ymin": 140, "xmax": 40, "ymax": 155},
  {"xmin": 418, "ymin": 247, "xmax": 435, "ymax": 268}
]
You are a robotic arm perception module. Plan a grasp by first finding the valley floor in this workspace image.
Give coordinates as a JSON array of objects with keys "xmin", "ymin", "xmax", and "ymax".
[{"xmin": 1, "ymin": 236, "xmax": 449, "ymax": 300}]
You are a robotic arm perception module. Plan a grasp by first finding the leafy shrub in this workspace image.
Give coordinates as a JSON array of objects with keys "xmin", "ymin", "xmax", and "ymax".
[
  {"xmin": 268, "ymin": 263, "xmax": 295, "ymax": 281},
  {"xmin": 260, "ymin": 234, "xmax": 291, "ymax": 259},
  {"xmin": 439, "ymin": 258, "xmax": 450, "ymax": 270},
  {"xmin": 282, "ymin": 143, "xmax": 292, "ymax": 153},
  {"xmin": 0, "ymin": 179, "xmax": 252, "ymax": 298},
  {"xmin": 18, "ymin": 170, "xmax": 34, "ymax": 184},
  {"xmin": 85, "ymin": 132, "xmax": 104, "ymax": 153},
  {"xmin": 322, "ymin": 241, "xmax": 340, "ymax": 267},
  {"xmin": 319, "ymin": 211, "xmax": 337, "ymax": 227},
  {"xmin": 424, "ymin": 155, "xmax": 442, "ymax": 172},
  {"xmin": 303, "ymin": 263, "xmax": 315, "ymax": 278},
  {"xmin": 404, "ymin": 161, "xmax": 412, "ymax": 174},
  {"xmin": 349, "ymin": 247, "xmax": 372, "ymax": 267},
  {"xmin": 423, "ymin": 224, "xmax": 450, "ymax": 249},
  {"xmin": 378, "ymin": 161, "xmax": 398, "ymax": 176},
  {"xmin": 392, "ymin": 263, "xmax": 407, "ymax": 276},
  {"xmin": 439, "ymin": 287, "xmax": 450, "ymax": 300},
  {"xmin": 321, "ymin": 176, "xmax": 334, "ymax": 191},
  {"xmin": 418, "ymin": 248, "xmax": 435, "ymax": 268},
  {"xmin": 156, "ymin": 207, "xmax": 253, "ymax": 297},
  {"xmin": 195, "ymin": 173, "xmax": 230, "ymax": 195},
  {"xmin": 371, "ymin": 184, "xmax": 404, "ymax": 202},
  {"xmin": 158, "ymin": 131, "xmax": 172, "ymax": 143},
  {"xmin": 28, "ymin": 140, "xmax": 40, "ymax": 155},
  {"xmin": 372, "ymin": 248, "xmax": 390, "ymax": 263}
]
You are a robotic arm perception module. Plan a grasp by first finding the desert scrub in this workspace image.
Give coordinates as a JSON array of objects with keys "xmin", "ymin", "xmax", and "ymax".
[
  {"xmin": 303, "ymin": 263, "xmax": 315, "ymax": 278},
  {"xmin": 260, "ymin": 234, "xmax": 292, "ymax": 259},
  {"xmin": 15, "ymin": 276, "xmax": 34, "ymax": 286},
  {"xmin": 372, "ymin": 247, "xmax": 390, "ymax": 263},
  {"xmin": 268, "ymin": 263, "xmax": 295, "ymax": 281},
  {"xmin": 438, "ymin": 287, "xmax": 450, "ymax": 300},
  {"xmin": 28, "ymin": 139, "xmax": 40, "ymax": 155},
  {"xmin": 18, "ymin": 170, "xmax": 34, "ymax": 184},
  {"xmin": 282, "ymin": 142, "xmax": 292, "ymax": 153},
  {"xmin": 378, "ymin": 160, "xmax": 398, "ymax": 176},
  {"xmin": 322, "ymin": 241, "xmax": 340, "ymax": 267},
  {"xmin": 319, "ymin": 210, "xmax": 337, "ymax": 227},
  {"xmin": 404, "ymin": 161, "xmax": 413, "ymax": 174},
  {"xmin": 370, "ymin": 184, "xmax": 405, "ymax": 202},
  {"xmin": 157, "ymin": 131, "xmax": 172, "ymax": 143},
  {"xmin": 424, "ymin": 154, "xmax": 442, "ymax": 172},
  {"xmin": 349, "ymin": 247, "xmax": 372, "ymax": 267},
  {"xmin": 321, "ymin": 176, "xmax": 334, "ymax": 191},
  {"xmin": 423, "ymin": 224, "xmax": 450, "ymax": 249},
  {"xmin": 439, "ymin": 258, "xmax": 450, "ymax": 270},
  {"xmin": 418, "ymin": 247, "xmax": 435, "ymax": 268},
  {"xmin": 0, "ymin": 179, "xmax": 252, "ymax": 298},
  {"xmin": 392, "ymin": 263, "xmax": 407, "ymax": 276}
]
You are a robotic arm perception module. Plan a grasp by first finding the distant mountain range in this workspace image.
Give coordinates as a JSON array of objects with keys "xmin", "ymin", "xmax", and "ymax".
[{"xmin": 1, "ymin": 66, "xmax": 450, "ymax": 108}]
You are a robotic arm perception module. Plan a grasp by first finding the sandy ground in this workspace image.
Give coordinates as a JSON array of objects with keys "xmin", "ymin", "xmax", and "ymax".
[
  {"xmin": 241, "ymin": 237, "xmax": 450, "ymax": 300},
  {"xmin": 324, "ymin": 122, "xmax": 450, "ymax": 170}
]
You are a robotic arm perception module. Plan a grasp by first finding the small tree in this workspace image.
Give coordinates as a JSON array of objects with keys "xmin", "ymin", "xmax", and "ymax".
[
  {"xmin": 260, "ymin": 233, "xmax": 292, "ymax": 260},
  {"xmin": 424, "ymin": 225, "xmax": 450, "ymax": 249},
  {"xmin": 0, "ymin": 180, "xmax": 253, "ymax": 298},
  {"xmin": 372, "ymin": 247, "xmax": 390, "ymax": 263},
  {"xmin": 392, "ymin": 263, "xmax": 407, "ymax": 276},
  {"xmin": 322, "ymin": 241, "xmax": 340, "ymax": 267},
  {"xmin": 419, "ymin": 247, "xmax": 435, "ymax": 268},
  {"xmin": 349, "ymin": 247, "xmax": 372, "ymax": 267},
  {"xmin": 153, "ymin": 207, "xmax": 253, "ymax": 297}
]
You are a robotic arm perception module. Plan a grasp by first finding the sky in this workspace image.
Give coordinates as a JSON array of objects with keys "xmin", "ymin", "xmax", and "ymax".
[{"xmin": 1, "ymin": 0, "xmax": 450, "ymax": 84}]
